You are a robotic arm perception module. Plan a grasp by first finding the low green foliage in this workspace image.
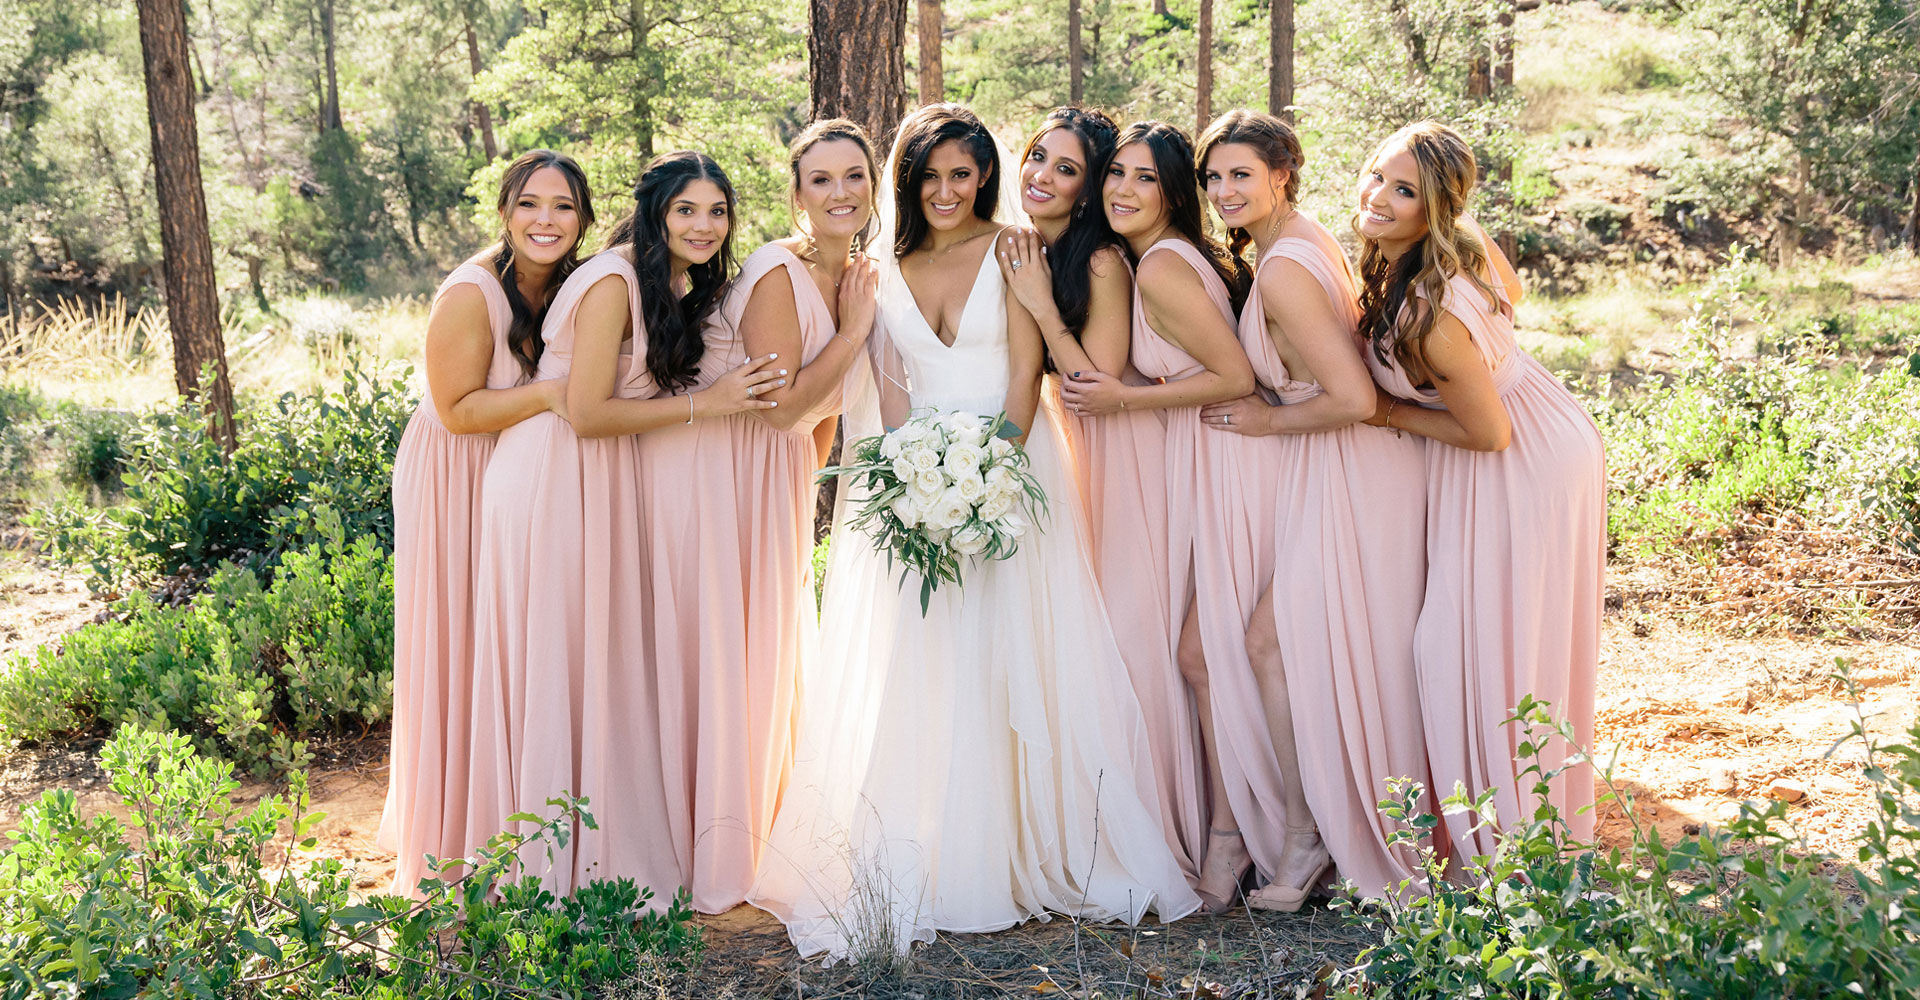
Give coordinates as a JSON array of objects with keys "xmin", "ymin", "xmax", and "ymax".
[
  {"xmin": 1336, "ymin": 680, "xmax": 1920, "ymax": 997},
  {"xmin": 0, "ymin": 510, "xmax": 393, "ymax": 771},
  {"xmin": 0, "ymin": 725, "xmax": 702, "ymax": 999},
  {"xmin": 1592, "ymin": 249, "xmax": 1920, "ymax": 556},
  {"xmin": 28, "ymin": 358, "xmax": 413, "ymax": 586}
]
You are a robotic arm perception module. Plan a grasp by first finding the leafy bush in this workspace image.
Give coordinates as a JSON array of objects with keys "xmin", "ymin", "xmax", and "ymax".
[
  {"xmin": 1335, "ymin": 683, "xmax": 1920, "ymax": 997},
  {"xmin": 28, "ymin": 357, "xmax": 414, "ymax": 586},
  {"xmin": 47, "ymin": 401, "xmax": 137, "ymax": 491},
  {"xmin": 0, "ymin": 509, "xmax": 393, "ymax": 771},
  {"xmin": 0, "ymin": 382, "xmax": 45, "ymax": 495},
  {"xmin": 1593, "ymin": 248, "xmax": 1920, "ymax": 555},
  {"xmin": 0, "ymin": 725, "xmax": 702, "ymax": 999}
]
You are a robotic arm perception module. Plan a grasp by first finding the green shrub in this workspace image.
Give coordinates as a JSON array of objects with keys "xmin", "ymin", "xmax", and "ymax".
[
  {"xmin": 0, "ymin": 725, "xmax": 701, "ymax": 999},
  {"xmin": 29, "ymin": 356, "xmax": 414, "ymax": 585},
  {"xmin": 0, "ymin": 382, "xmax": 46, "ymax": 495},
  {"xmin": 0, "ymin": 509, "xmax": 393, "ymax": 771},
  {"xmin": 1335, "ymin": 682, "xmax": 1920, "ymax": 997},
  {"xmin": 1593, "ymin": 248, "xmax": 1920, "ymax": 555},
  {"xmin": 48, "ymin": 401, "xmax": 137, "ymax": 491}
]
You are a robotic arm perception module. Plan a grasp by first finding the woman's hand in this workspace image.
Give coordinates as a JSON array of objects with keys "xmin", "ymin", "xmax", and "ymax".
[
  {"xmin": 541, "ymin": 378, "xmax": 572, "ymax": 424},
  {"xmin": 837, "ymin": 254, "xmax": 880, "ymax": 346},
  {"xmin": 692, "ymin": 354, "xmax": 787, "ymax": 419},
  {"xmin": 1059, "ymin": 370, "xmax": 1131, "ymax": 416},
  {"xmin": 1199, "ymin": 394, "xmax": 1272, "ymax": 436},
  {"xmin": 996, "ymin": 228, "xmax": 1058, "ymax": 324}
]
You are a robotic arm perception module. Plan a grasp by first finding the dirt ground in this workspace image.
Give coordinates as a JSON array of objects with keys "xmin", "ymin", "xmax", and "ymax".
[{"xmin": 3, "ymin": 558, "xmax": 1914, "ymax": 998}]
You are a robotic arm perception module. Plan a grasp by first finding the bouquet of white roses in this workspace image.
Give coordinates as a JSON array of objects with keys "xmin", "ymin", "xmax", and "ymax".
[{"xmin": 818, "ymin": 410, "xmax": 1048, "ymax": 614}]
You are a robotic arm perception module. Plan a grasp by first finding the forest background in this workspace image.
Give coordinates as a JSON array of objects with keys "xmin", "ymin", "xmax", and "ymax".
[{"xmin": 3, "ymin": 0, "xmax": 1920, "ymax": 997}]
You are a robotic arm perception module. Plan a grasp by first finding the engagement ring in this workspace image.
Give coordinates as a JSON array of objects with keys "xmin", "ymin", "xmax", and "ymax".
[{"xmin": 1010, "ymin": 259, "xmax": 1023, "ymax": 270}]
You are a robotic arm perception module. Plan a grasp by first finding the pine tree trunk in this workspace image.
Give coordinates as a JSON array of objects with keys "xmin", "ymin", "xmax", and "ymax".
[
  {"xmin": 1196, "ymin": 0, "xmax": 1213, "ymax": 135},
  {"xmin": 633, "ymin": 0, "xmax": 655, "ymax": 159},
  {"xmin": 811, "ymin": 0, "xmax": 907, "ymax": 150},
  {"xmin": 916, "ymin": 0, "xmax": 942, "ymax": 106},
  {"xmin": 135, "ymin": 0, "xmax": 235, "ymax": 449},
  {"xmin": 1154, "ymin": 0, "xmax": 1168, "ymax": 16},
  {"xmin": 1069, "ymin": 0, "xmax": 1084, "ymax": 105},
  {"xmin": 1269, "ymin": 0, "xmax": 1293, "ymax": 122},
  {"xmin": 464, "ymin": 8, "xmax": 498, "ymax": 162},
  {"xmin": 319, "ymin": 0, "xmax": 342, "ymax": 131}
]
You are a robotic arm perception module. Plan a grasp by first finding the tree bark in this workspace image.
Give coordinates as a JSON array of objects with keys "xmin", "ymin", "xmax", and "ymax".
[
  {"xmin": 1269, "ymin": 0, "xmax": 1293, "ymax": 122},
  {"xmin": 1069, "ymin": 0, "xmax": 1084, "ymax": 105},
  {"xmin": 1196, "ymin": 0, "xmax": 1212, "ymax": 135},
  {"xmin": 1153, "ymin": 0, "xmax": 1168, "ymax": 17},
  {"xmin": 633, "ymin": 0, "xmax": 655, "ymax": 159},
  {"xmin": 135, "ymin": 0, "xmax": 235, "ymax": 448},
  {"xmin": 464, "ymin": 6, "xmax": 498, "ymax": 161},
  {"xmin": 811, "ymin": 0, "xmax": 907, "ymax": 150},
  {"xmin": 1907, "ymin": 150, "xmax": 1920, "ymax": 248},
  {"xmin": 916, "ymin": 0, "xmax": 942, "ymax": 106},
  {"xmin": 319, "ymin": 0, "xmax": 342, "ymax": 131}
]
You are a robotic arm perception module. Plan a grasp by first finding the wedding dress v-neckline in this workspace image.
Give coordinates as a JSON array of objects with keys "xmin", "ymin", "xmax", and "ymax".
[{"xmin": 900, "ymin": 240, "xmax": 996, "ymax": 349}]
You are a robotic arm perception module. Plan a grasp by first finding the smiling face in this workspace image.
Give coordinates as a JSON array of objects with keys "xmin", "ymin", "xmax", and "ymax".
[
  {"xmin": 665, "ymin": 178, "xmax": 730, "ymax": 269},
  {"xmin": 919, "ymin": 139, "xmax": 987, "ymax": 233},
  {"xmin": 501, "ymin": 166, "xmax": 584, "ymax": 268},
  {"xmin": 1021, "ymin": 128, "xmax": 1089, "ymax": 224},
  {"xmin": 1203, "ymin": 142, "xmax": 1285, "ymax": 232},
  {"xmin": 796, "ymin": 138, "xmax": 873, "ymax": 243},
  {"xmin": 1103, "ymin": 142, "xmax": 1168, "ymax": 243},
  {"xmin": 1356, "ymin": 144, "xmax": 1427, "ymax": 254}
]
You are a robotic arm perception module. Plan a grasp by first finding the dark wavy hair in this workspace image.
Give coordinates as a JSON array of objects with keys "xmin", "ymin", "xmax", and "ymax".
[
  {"xmin": 1112, "ymin": 120, "xmax": 1250, "ymax": 313},
  {"xmin": 489, "ymin": 149, "xmax": 595, "ymax": 377},
  {"xmin": 603, "ymin": 151, "xmax": 738, "ymax": 391},
  {"xmin": 890, "ymin": 103, "xmax": 1001, "ymax": 258},
  {"xmin": 788, "ymin": 118, "xmax": 880, "ymax": 253},
  {"xmin": 1022, "ymin": 107, "xmax": 1122, "ymax": 348},
  {"xmin": 1195, "ymin": 109, "xmax": 1304, "ymax": 273}
]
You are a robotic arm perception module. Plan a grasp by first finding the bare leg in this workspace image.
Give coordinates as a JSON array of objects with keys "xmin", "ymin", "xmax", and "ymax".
[
  {"xmin": 1244, "ymin": 584, "xmax": 1332, "ymax": 911},
  {"xmin": 1179, "ymin": 604, "xmax": 1250, "ymax": 912}
]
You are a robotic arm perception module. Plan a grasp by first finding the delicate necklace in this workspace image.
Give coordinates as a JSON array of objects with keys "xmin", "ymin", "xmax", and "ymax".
[{"xmin": 1263, "ymin": 205, "xmax": 1299, "ymax": 250}]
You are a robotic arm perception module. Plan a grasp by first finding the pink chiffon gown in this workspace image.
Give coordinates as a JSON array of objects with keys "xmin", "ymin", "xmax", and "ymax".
[
  {"xmin": 379, "ymin": 263, "xmax": 519, "ymax": 894},
  {"xmin": 1055, "ymin": 332, "xmax": 1207, "ymax": 882},
  {"xmin": 631, "ymin": 244, "xmax": 838, "ymax": 913},
  {"xmin": 465, "ymin": 249, "xmax": 681, "ymax": 901},
  {"xmin": 1239, "ymin": 221, "xmax": 1431, "ymax": 900},
  {"xmin": 1365, "ymin": 271, "xmax": 1604, "ymax": 860},
  {"xmin": 1130, "ymin": 238, "xmax": 1294, "ymax": 881}
]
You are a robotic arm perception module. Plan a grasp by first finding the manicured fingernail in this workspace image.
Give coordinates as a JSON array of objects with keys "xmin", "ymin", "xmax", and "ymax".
[
  {"xmin": 780, "ymin": 369, "xmax": 788, "ymax": 375},
  {"xmin": 1071, "ymin": 372, "xmax": 1082, "ymax": 379},
  {"xmin": 769, "ymin": 401, "xmax": 778, "ymax": 407},
  {"xmin": 769, "ymin": 353, "xmax": 779, "ymax": 360}
]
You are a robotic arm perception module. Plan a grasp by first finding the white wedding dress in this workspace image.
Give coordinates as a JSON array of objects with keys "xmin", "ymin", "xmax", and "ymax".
[{"xmin": 748, "ymin": 243, "xmax": 1202, "ymax": 962}]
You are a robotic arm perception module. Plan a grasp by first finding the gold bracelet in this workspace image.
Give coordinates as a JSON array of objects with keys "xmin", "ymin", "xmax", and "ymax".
[
  {"xmin": 834, "ymin": 332, "xmax": 857, "ymax": 348},
  {"xmin": 1384, "ymin": 397, "xmax": 1397, "ymax": 427},
  {"xmin": 685, "ymin": 392, "xmax": 695, "ymax": 424}
]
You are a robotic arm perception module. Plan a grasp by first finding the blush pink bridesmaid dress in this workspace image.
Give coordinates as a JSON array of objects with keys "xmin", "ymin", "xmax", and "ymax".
[
  {"xmin": 1239, "ymin": 218, "xmax": 1431, "ymax": 900},
  {"xmin": 465, "ymin": 248, "xmax": 681, "ymax": 901},
  {"xmin": 1130, "ymin": 238, "xmax": 1295, "ymax": 881},
  {"xmin": 1056, "ymin": 290, "xmax": 1207, "ymax": 883},
  {"xmin": 627, "ymin": 243, "xmax": 839, "ymax": 913},
  {"xmin": 379, "ymin": 262, "xmax": 519, "ymax": 895},
  {"xmin": 1365, "ymin": 271, "xmax": 1604, "ymax": 861}
]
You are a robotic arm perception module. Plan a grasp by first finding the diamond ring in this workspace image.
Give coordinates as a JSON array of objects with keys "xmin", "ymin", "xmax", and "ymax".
[{"xmin": 1010, "ymin": 259, "xmax": 1023, "ymax": 270}]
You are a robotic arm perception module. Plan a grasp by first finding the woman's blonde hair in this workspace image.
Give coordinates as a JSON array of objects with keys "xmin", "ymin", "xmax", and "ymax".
[{"xmin": 1354, "ymin": 121, "xmax": 1501, "ymax": 380}]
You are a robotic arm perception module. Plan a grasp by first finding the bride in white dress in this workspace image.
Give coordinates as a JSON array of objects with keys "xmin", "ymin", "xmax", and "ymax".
[{"xmin": 749, "ymin": 103, "xmax": 1201, "ymax": 962}]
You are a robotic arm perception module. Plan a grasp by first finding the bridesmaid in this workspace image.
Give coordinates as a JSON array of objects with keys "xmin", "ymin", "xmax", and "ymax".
[
  {"xmin": 634, "ymin": 120, "xmax": 880, "ymax": 913},
  {"xmin": 1195, "ymin": 110, "xmax": 1431, "ymax": 907},
  {"xmin": 997, "ymin": 107, "xmax": 1207, "ymax": 883},
  {"xmin": 1060, "ymin": 120, "xmax": 1277, "ymax": 914},
  {"xmin": 466, "ymin": 151, "xmax": 785, "ymax": 900},
  {"xmin": 1353, "ymin": 122, "xmax": 1603, "ymax": 861},
  {"xmin": 379, "ymin": 149, "xmax": 592, "ymax": 895}
]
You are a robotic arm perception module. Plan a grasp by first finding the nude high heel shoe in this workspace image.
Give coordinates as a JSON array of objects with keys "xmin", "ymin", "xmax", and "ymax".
[
  {"xmin": 1246, "ymin": 824, "xmax": 1333, "ymax": 914},
  {"xmin": 1195, "ymin": 827, "xmax": 1255, "ymax": 915}
]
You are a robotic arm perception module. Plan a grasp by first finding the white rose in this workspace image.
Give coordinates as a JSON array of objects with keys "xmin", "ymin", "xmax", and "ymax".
[
  {"xmin": 987, "ymin": 437, "xmax": 1015, "ymax": 461},
  {"xmin": 890, "ymin": 454, "xmax": 917, "ymax": 483},
  {"xmin": 950, "ymin": 523, "xmax": 990, "ymax": 556},
  {"xmin": 943, "ymin": 412, "xmax": 989, "ymax": 447},
  {"xmin": 908, "ymin": 445, "xmax": 942, "ymax": 473},
  {"xmin": 984, "ymin": 465, "xmax": 1016, "ymax": 491},
  {"xmin": 889, "ymin": 492, "xmax": 923, "ymax": 527},
  {"xmin": 923, "ymin": 525, "xmax": 951, "ymax": 545},
  {"xmin": 914, "ymin": 468, "xmax": 946, "ymax": 496},
  {"xmin": 1000, "ymin": 513, "xmax": 1030, "ymax": 540},
  {"xmin": 954, "ymin": 472, "xmax": 987, "ymax": 502},
  {"xmin": 880, "ymin": 431, "xmax": 906, "ymax": 460},
  {"xmin": 977, "ymin": 489, "xmax": 1015, "ymax": 523},
  {"xmin": 927, "ymin": 487, "xmax": 972, "ymax": 532},
  {"xmin": 944, "ymin": 442, "xmax": 984, "ymax": 478}
]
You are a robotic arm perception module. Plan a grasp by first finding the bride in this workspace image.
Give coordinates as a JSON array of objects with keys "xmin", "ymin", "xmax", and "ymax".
[{"xmin": 749, "ymin": 103, "xmax": 1201, "ymax": 962}]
